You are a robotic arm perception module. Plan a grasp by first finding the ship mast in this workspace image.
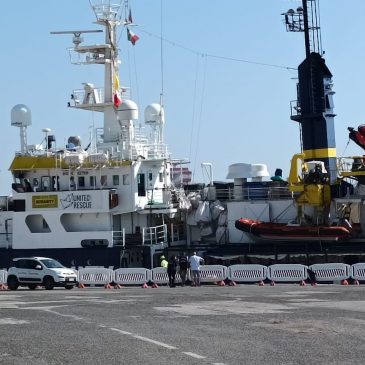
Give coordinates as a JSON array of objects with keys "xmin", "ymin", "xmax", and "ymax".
[{"xmin": 283, "ymin": 0, "xmax": 337, "ymax": 184}]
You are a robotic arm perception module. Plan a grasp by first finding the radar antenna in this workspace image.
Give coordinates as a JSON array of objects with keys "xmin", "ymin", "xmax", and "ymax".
[{"xmin": 50, "ymin": 30, "xmax": 103, "ymax": 47}]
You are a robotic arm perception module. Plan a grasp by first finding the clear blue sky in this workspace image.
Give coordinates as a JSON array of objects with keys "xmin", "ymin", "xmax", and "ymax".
[{"xmin": 1, "ymin": 0, "xmax": 364, "ymax": 195}]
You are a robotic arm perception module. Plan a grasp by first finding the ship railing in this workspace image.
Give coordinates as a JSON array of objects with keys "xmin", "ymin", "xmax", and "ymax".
[
  {"xmin": 112, "ymin": 229, "xmax": 125, "ymax": 247},
  {"xmin": 142, "ymin": 224, "xmax": 168, "ymax": 245},
  {"xmin": 146, "ymin": 189, "xmax": 164, "ymax": 205},
  {"xmin": 337, "ymin": 156, "xmax": 365, "ymax": 176},
  {"xmin": 130, "ymin": 143, "xmax": 169, "ymax": 160},
  {"xmin": 145, "ymin": 189, "xmax": 174, "ymax": 206},
  {"xmin": 189, "ymin": 187, "xmax": 294, "ymax": 202},
  {"xmin": 92, "ymin": 3, "xmax": 121, "ymax": 20},
  {"xmin": 69, "ymin": 87, "xmax": 131, "ymax": 107},
  {"xmin": 290, "ymin": 99, "xmax": 301, "ymax": 118}
]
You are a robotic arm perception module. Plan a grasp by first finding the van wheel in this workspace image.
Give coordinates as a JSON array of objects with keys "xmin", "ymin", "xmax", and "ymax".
[
  {"xmin": 65, "ymin": 285, "xmax": 73, "ymax": 290},
  {"xmin": 43, "ymin": 277, "xmax": 54, "ymax": 290},
  {"xmin": 28, "ymin": 284, "xmax": 37, "ymax": 290},
  {"xmin": 7, "ymin": 276, "xmax": 19, "ymax": 291}
]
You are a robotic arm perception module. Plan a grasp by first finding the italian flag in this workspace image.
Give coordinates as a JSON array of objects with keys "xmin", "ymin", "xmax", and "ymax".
[{"xmin": 127, "ymin": 28, "xmax": 139, "ymax": 45}]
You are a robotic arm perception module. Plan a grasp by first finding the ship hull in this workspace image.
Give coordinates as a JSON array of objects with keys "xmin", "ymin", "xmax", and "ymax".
[{"xmin": 0, "ymin": 246, "xmax": 160, "ymax": 270}]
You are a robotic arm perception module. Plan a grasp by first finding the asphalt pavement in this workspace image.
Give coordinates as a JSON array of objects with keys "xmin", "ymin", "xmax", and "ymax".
[{"xmin": 0, "ymin": 283, "xmax": 365, "ymax": 365}]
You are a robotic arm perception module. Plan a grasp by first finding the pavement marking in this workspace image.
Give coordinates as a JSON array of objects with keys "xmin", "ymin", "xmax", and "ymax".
[
  {"xmin": 1, "ymin": 295, "xmax": 229, "ymax": 363},
  {"xmin": 132, "ymin": 335, "xmax": 177, "ymax": 350},
  {"xmin": 109, "ymin": 327, "xmax": 177, "ymax": 349},
  {"xmin": 0, "ymin": 318, "xmax": 30, "ymax": 325},
  {"xmin": 182, "ymin": 352, "xmax": 206, "ymax": 359},
  {"xmin": 21, "ymin": 306, "xmax": 87, "ymax": 321},
  {"xmin": 109, "ymin": 327, "xmax": 132, "ymax": 335}
]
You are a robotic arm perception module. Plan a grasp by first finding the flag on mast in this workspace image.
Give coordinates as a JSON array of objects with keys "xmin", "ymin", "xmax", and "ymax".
[
  {"xmin": 127, "ymin": 28, "xmax": 139, "ymax": 45},
  {"xmin": 113, "ymin": 73, "xmax": 122, "ymax": 108}
]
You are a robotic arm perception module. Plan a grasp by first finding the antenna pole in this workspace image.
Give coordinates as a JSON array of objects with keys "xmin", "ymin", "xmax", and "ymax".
[{"xmin": 302, "ymin": 0, "xmax": 311, "ymax": 59}]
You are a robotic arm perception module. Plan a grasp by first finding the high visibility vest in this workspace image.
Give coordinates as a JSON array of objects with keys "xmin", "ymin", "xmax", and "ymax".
[{"xmin": 161, "ymin": 259, "xmax": 168, "ymax": 268}]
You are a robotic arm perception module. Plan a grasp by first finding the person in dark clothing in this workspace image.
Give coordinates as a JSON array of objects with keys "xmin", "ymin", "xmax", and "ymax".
[
  {"xmin": 167, "ymin": 256, "xmax": 178, "ymax": 287},
  {"xmin": 307, "ymin": 268, "xmax": 317, "ymax": 286},
  {"xmin": 178, "ymin": 252, "xmax": 189, "ymax": 286}
]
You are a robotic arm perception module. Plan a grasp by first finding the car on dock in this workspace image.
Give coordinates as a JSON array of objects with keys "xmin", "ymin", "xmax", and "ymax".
[{"xmin": 7, "ymin": 257, "xmax": 77, "ymax": 290}]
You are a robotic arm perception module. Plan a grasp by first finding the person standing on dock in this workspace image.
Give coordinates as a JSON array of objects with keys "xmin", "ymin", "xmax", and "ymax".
[
  {"xmin": 189, "ymin": 252, "xmax": 204, "ymax": 287},
  {"xmin": 178, "ymin": 252, "xmax": 189, "ymax": 286},
  {"xmin": 167, "ymin": 255, "xmax": 178, "ymax": 287}
]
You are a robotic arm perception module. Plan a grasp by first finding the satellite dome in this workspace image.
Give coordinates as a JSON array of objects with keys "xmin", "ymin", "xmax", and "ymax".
[
  {"xmin": 11, "ymin": 104, "xmax": 32, "ymax": 127},
  {"xmin": 144, "ymin": 103, "xmax": 164, "ymax": 125},
  {"xmin": 68, "ymin": 136, "xmax": 81, "ymax": 147},
  {"xmin": 117, "ymin": 99, "xmax": 138, "ymax": 120}
]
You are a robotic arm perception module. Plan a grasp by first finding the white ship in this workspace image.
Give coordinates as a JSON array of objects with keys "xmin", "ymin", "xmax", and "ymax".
[
  {"xmin": 1, "ymin": 0, "xmax": 365, "ymax": 269},
  {"xmin": 0, "ymin": 1, "xmax": 190, "ymax": 269}
]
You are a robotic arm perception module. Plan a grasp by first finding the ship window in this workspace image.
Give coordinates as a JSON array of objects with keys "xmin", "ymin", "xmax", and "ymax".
[
  {"xmin": 51, "ymin": 176, "xmax": 57, "ymax": 191},
  {"xmin": 123, "ymin": 174, "xmax": 130, "ymax": 185},
  {"xmin": 113, "ymin": 175, "xmax": 119, "ymax": 185},
  {"xmin": 60, "ymin": 213, "xmax": 110, "ymax": 232},
  {"xmin": 25, "ymin": 214, "xmax": 51, "ymax": 233},
  {"xmin": 159, "ymin": 173, "xmax": 163, "ymax": 182},
  {"xmin": 81, "ymin": 239, "xmax": 108, "ymax": 248},
  {"xmin": 78, "ymin": 176, "xmax": 85, "ymax": 187},
  {"xmin": 70, "ymin": 176, "xmax": 76, "ymax": 190},
  {"xmin": 90, "ymin": 176, "xmax": 96, "ymax": 187},
  {"xmin": 41, "ymin": 176, "xmax": 51, "ymax": 192},
  {"xmin": 13, "ymin": 200, "xmax": 26, "ymax": 212},
  {"xmin": 101, "ymin": 175, "xmax": 107, "ymax": 187},
  {"xmin": 137, "ymin": 174, "xmax": 146, "ymax": 196},
  {"xmin": 149, "ymin": 173, "xmax": 153, "ymax": 181}
]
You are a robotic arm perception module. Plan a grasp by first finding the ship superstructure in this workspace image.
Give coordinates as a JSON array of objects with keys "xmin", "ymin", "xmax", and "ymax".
[{"xmin": 0, "ymin": 1, "xmax": 187, "ymax": 268}]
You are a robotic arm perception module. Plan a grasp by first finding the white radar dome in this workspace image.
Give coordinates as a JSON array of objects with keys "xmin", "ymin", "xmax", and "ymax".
[
  {"xmin": 144, "ymin": 103, "xmax": 164, "ymax": 125},
  {"xmin": 117, "ymin": 100, "xmax": 138, "ymax": 120},
  {"xmin": 11, "ymin": 104, "xmax": 32, "ymax": 127}
]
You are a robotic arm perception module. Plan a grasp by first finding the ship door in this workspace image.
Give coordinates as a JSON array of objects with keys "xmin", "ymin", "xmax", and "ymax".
[{"xmin": 137, "ymin": 173, "xmax": 146, "ymax": 196}]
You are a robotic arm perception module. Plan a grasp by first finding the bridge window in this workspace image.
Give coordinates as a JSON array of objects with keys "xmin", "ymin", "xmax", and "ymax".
[
  {"xmin": 113, "ymin": 175, "xmax": 119, "ymax": 185},
  {"xmin": 78, "ymin": 176, "xmax": 85, "ymax": 187},
  {"xmin": 90, "ymin": 176, "xmax": 96, "ymax": 187},
  {"xmin": 123, "ymin": 174, "xmax": 130, "ymax": 185}
]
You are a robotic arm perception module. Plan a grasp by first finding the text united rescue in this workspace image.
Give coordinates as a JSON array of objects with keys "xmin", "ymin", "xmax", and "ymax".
[{"xmin": 73, "ymin": 194, "xmax": 92, "ymax": 209}]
